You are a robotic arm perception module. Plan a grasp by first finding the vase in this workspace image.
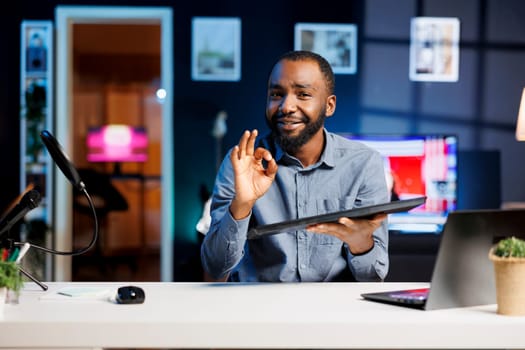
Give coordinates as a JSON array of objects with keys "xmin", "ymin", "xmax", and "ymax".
[
  {"xmin": 489, "ymin": 248, "xmax": 525, "ymax": 316},
  {"xmin": 0, "ymin": 287, "xmax": 6, "ymax": 315}
]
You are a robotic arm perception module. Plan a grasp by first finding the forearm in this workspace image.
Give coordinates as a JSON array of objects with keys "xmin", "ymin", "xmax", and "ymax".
[
  {"xmin": 200, "ymin": 208, "xmax": 250, "ymax": 280},
  {"xmin": 229, "ymin": 198, "xmax": 255, "ymax": 220},
  {"xmin": 346, "ymin": 221, "xmax": 389, "ymax": 281}
]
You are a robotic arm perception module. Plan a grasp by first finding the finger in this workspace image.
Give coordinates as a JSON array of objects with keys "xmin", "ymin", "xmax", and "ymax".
[
  {"xmin": 306, "ymin": 222, "xmax": 339, "ymax": 236},
  {"xmin": 230, "ymin": 145, "xmax": 240, "ymax": 166},
  {"xmin": 306, "ymin": 223, "xmax": 325, "ymax": 233},
  {"xmin": 371, "ymin": 213, "xmax": 387, "ymax": 223},
  {"xmin": 253, "ymin": 148, "xmax": 278, "ymax": 177},
  {"xmin": 253, "ymin": 147, "xmax": 270, "ymax": 161},
  {"xmin": 245, "ymin": 129, "xmax": 258, "ymax": 156},
  {"xmin": 266, "ymin": 158, "xmax": 278, "ymax": 178},
  {"xmin": 237, "ymin": 130, "xmax": 250, "ymax": 158},
  {"xmin": 338, "ymin": 217, "xmax": 354, "ymax": 227}
]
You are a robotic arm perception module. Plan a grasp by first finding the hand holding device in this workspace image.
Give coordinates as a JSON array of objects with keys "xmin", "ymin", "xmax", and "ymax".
[{"xmin": 247, "ymin": 197, "xmax": 426, "ymax": 239}]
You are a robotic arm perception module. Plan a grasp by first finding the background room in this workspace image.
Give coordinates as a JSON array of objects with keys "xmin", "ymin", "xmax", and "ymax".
[{"xmin": 1, "ymin": 0, "xmax": 525, "ymax": 283}]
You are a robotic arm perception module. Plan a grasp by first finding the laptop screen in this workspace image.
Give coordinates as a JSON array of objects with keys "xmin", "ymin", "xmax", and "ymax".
[
  {"xmin": 362, "ymin": 209, "xmax": 525, "ymax": 310},
  {"xmin": 362, "ymin": 288, "xmax": 429, "ymax": 308}
]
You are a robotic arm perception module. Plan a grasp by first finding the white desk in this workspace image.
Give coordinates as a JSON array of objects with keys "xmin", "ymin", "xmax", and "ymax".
[{"xmin": 1, "ymin": 281, "xmax": 525, "ymax": 349}]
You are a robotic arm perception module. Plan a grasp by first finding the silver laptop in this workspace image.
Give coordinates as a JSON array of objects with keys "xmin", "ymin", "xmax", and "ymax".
[{"xmin": 361, "ymin": 209, "xmax": 525, "ymax": 310}]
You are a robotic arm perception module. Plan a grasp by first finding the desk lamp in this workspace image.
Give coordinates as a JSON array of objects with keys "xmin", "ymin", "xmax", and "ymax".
[{"xmin": 516, "ymin": 88, "xmax": 525, "ymax": 141}]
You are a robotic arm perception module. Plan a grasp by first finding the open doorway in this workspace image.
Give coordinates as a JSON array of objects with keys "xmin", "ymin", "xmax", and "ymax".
[{"xmin": 55, "ymin": 6, "xmax": 173, "ymax": 281}]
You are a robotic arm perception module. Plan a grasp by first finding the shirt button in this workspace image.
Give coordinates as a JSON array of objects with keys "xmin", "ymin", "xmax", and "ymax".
[{"xmin": 300, "ymin": 264, "xmax": 306, "ymax": 269}]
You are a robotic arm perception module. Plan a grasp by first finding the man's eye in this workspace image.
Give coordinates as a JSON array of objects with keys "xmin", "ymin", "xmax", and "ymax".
[
  {"xmin": 269, "ymin": 92, "xmax": 282, "ymax": 98},
  {"xmin": 298, "ymin": 92, "xmax": 311, "ymax": 98}
]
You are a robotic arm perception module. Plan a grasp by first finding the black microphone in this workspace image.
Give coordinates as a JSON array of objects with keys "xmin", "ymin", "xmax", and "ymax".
[
  {"xmin": 36, "ymin": 129, "xmax": 99, "ymax": 258},
  {"xmin": 0, "ymin": 190, "xmax": 41, "ymax": 236},
  {"xmin": 40, "ymin": 130, "xmax": 85, "ymax": 191}
]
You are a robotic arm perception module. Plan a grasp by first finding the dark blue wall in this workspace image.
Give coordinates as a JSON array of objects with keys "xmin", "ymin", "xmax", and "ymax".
[
  {"xmin": 173, "ymin": 4, "xmax": 367, "ymax": 247},
  {"xmin": 2, "ymin": 0, "xmax": 525, "ymax": 279},
  {"xmin": 172, "ymin": 0, "xmax": 525, "ymax": 250}
]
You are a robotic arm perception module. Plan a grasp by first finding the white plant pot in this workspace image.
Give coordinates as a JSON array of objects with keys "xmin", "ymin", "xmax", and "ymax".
[{"xmin": 0, "ymin": 287, "xmax": 6, "ymax": 316}]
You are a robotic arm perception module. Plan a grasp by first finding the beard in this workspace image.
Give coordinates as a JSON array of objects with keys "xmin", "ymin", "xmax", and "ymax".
[{"xmin": 267, "ymin": 107, "xmax": 326, "ymax": 155}]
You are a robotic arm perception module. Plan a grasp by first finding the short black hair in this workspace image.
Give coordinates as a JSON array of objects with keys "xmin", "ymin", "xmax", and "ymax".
[{"xmin": 276, "ymin": 50, "xmax": 335, "ymax": 95}]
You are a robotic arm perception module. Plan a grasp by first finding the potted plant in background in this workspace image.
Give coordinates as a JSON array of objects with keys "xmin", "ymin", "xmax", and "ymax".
[
  {"xmin": 0, "ymin": 260, "xmax": 24, "ymax": 314},
  {"xmin": 489, "ymin": 236, "xmax": 525, "ymax": 316},
  {"xmin": 23, "ymin": 81, "xmax": 47, "ymax": 164}
]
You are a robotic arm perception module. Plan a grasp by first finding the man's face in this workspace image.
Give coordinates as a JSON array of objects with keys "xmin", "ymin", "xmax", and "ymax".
[{"xmin": 265, "ymin": 59, "xmax": 335, "ymax": 154}]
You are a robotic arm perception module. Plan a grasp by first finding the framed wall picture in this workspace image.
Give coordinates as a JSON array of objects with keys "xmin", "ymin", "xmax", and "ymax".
[
  {"xmin": 294, "ymin": 23, "xmax": 358, "ymax": 74},
  {"xmin": 192, "ymin": 17, "xmax": 241, "ymax": 81},
  {"xmin": 409, "ymin": 17, "xmax": 460, "ymax": 82}
]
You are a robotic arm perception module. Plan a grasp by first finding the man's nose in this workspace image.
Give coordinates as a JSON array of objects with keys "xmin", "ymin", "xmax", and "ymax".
[{"xmin": 279, "ymin": 95, "xmax": 297, "ymax": 114}]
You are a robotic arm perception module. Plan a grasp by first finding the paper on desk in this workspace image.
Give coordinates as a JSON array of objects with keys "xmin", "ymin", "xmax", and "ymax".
[{"xmin": 40, "ymin": 287, "xmax": 113, "ymax": 301}]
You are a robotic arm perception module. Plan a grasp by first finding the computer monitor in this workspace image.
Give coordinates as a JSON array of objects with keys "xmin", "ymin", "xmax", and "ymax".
[{"xmin": 341, "ymin": 133, "xmax": 458, "ymax": 234}]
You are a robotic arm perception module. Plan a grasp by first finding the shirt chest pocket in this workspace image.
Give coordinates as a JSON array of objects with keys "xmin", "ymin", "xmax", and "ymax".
[{"xmin": 316, "ymin": 196, "xmax": 355, "ymax": 214}]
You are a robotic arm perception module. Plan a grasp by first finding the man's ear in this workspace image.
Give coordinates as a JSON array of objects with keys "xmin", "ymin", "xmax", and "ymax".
[{"xmin": 325, "ymin": 95, "xmax": 336, "ymax": 117}]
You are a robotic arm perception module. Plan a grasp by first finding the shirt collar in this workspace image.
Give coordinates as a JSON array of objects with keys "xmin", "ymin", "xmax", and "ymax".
[
  {"xmin": 269, "ymin": 129, "xmax": 336, "ymax": 168},
  {"xmin": 321, "ymin": 129, "xmax": 336, "ymax": 168}
]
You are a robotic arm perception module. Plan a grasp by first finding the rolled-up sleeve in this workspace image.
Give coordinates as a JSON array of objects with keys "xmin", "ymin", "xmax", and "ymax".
[
  {"xmin": 345, "ymin": 223, "xmax": 389, "ymax": 281},
  {"xmin": 200, "ymin": 151, "xmax": 251, "ymax": 280}
]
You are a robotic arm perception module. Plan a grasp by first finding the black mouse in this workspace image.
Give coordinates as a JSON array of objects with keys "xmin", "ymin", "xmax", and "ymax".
[{"xmin": 116, "ymin": 285, "xmax": 145, "ymax": 304}]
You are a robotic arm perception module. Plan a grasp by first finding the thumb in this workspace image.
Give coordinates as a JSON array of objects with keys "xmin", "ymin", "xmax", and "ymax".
[{"xmin": 265, "ymin": 158, "xmax": 278, "ymax": 178}]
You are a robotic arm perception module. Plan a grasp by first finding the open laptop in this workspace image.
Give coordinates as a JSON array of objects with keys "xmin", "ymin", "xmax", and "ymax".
[{"xmin": 361, "ymin": 209, "xmax": 525, "ymax": 310}]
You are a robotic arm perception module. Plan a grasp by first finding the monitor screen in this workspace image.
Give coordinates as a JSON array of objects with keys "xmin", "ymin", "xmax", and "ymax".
[
  {"xmin": 341, "ymin": 134, "xmax": 458, "ymax": 234},
  {"xmin": 86, "ymin": 125, "xmax": 148, "ymax": 163}
]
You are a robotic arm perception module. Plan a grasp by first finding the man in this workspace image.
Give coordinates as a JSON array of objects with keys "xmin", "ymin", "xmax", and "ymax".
[{"xmin": 201, "ymin": 50, "xmax": 390, "ymax": 282}]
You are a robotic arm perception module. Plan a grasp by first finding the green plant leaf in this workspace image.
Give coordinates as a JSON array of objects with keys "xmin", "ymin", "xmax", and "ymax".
[
  {"xmin": 494, "ymin": 236, "xmax": 525, "ymax": 258},
  {"xmin": 0, "ymin": 262, "xmax": 23, "ymax": 293}
]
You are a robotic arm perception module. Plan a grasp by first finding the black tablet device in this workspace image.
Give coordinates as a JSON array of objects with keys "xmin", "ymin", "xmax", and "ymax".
[{"xmin": 247, "ymin": 196, "xmax": 426, "ymax": 239}]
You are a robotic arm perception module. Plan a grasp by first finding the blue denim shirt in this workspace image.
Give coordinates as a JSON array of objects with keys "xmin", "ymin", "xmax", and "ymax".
[{"xmin": 201, "ymin": 130, "xmax": 390, "ymax": 282}]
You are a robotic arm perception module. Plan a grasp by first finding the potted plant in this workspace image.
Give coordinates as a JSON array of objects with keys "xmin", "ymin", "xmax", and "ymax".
[
  {"xmin": 488, "ymin": 236, "xmax": 525, "ymax": 316},
  {"xmin": 23, "ymin": 81, "xmax": 46, "ymax": 164},
  {"xmin": 0, "ymin": 261, "xmax": 24, "ymax": 311}
]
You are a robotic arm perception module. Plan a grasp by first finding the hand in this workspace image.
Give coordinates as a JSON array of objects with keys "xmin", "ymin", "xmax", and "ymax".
[
  {"xmin": 229, "ymin": 129, "xmax": 278, "ymax": 219},
  {"xmin": 306, "ymin": 213, "xmax": 387, "ymax": 255}
]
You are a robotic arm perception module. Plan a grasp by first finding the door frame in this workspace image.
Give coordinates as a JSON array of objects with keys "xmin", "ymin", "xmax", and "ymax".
[{"xmin": 55, "ymin": 6, "xmax": 174, "ymax": 281}]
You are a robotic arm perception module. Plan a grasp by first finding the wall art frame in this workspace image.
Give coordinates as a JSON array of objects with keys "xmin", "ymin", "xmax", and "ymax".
[
  {"xmin": 409, "ymin": 17, "xmax": 460, "ymax": 82},
  {"xmin": 294, "ymin": 22, "xmax": 358, "ymax": 74},
  {"xmin": 192, "ymin": 17, "xmax": 242, "ymax": 82}
]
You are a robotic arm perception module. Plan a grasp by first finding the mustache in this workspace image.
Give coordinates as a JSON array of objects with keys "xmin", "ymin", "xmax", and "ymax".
[{"xmin": 271, "ymin": 111, "xmax": 309, "ymax": 124}]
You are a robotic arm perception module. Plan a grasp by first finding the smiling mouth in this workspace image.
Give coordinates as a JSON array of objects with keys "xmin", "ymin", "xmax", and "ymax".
[
  {"xmin": 278, "ymin": 120, "xmax": 303, "ymax": 126},
  {"xmin": 277, "ymin": 119, "xmax": 304, "ymax": 132}
]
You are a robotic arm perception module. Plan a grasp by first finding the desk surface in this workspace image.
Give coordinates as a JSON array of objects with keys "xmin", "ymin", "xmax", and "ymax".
[{"xmin": 2, "ymin": 281, "xmax": 525, "ymax": 349}]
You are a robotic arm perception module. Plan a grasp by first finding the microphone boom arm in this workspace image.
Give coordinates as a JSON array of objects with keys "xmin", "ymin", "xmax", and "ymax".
[
  {"xmin": 4, "ymin": 130, "xmax": 102, "ymax": 291},
  {"xmin": 17, "ymin": 187, "xmax": 99, "ymax": 256}
]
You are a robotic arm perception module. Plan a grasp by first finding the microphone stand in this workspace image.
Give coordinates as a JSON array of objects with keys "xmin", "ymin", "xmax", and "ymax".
[
  {"xmin": 8, "ymin": 130, "xmax": 100, "ymax": 293},
  {"xmin": 2, "ymin": 186, "xmax": 98, "ymax": 292},
  {"xmin": 0, "ymin": 238, "xmax": 48, "ymax": 291},
  {"xmin": 18, "ymin": 265, "xmax": 48, "ymax": 291}
]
